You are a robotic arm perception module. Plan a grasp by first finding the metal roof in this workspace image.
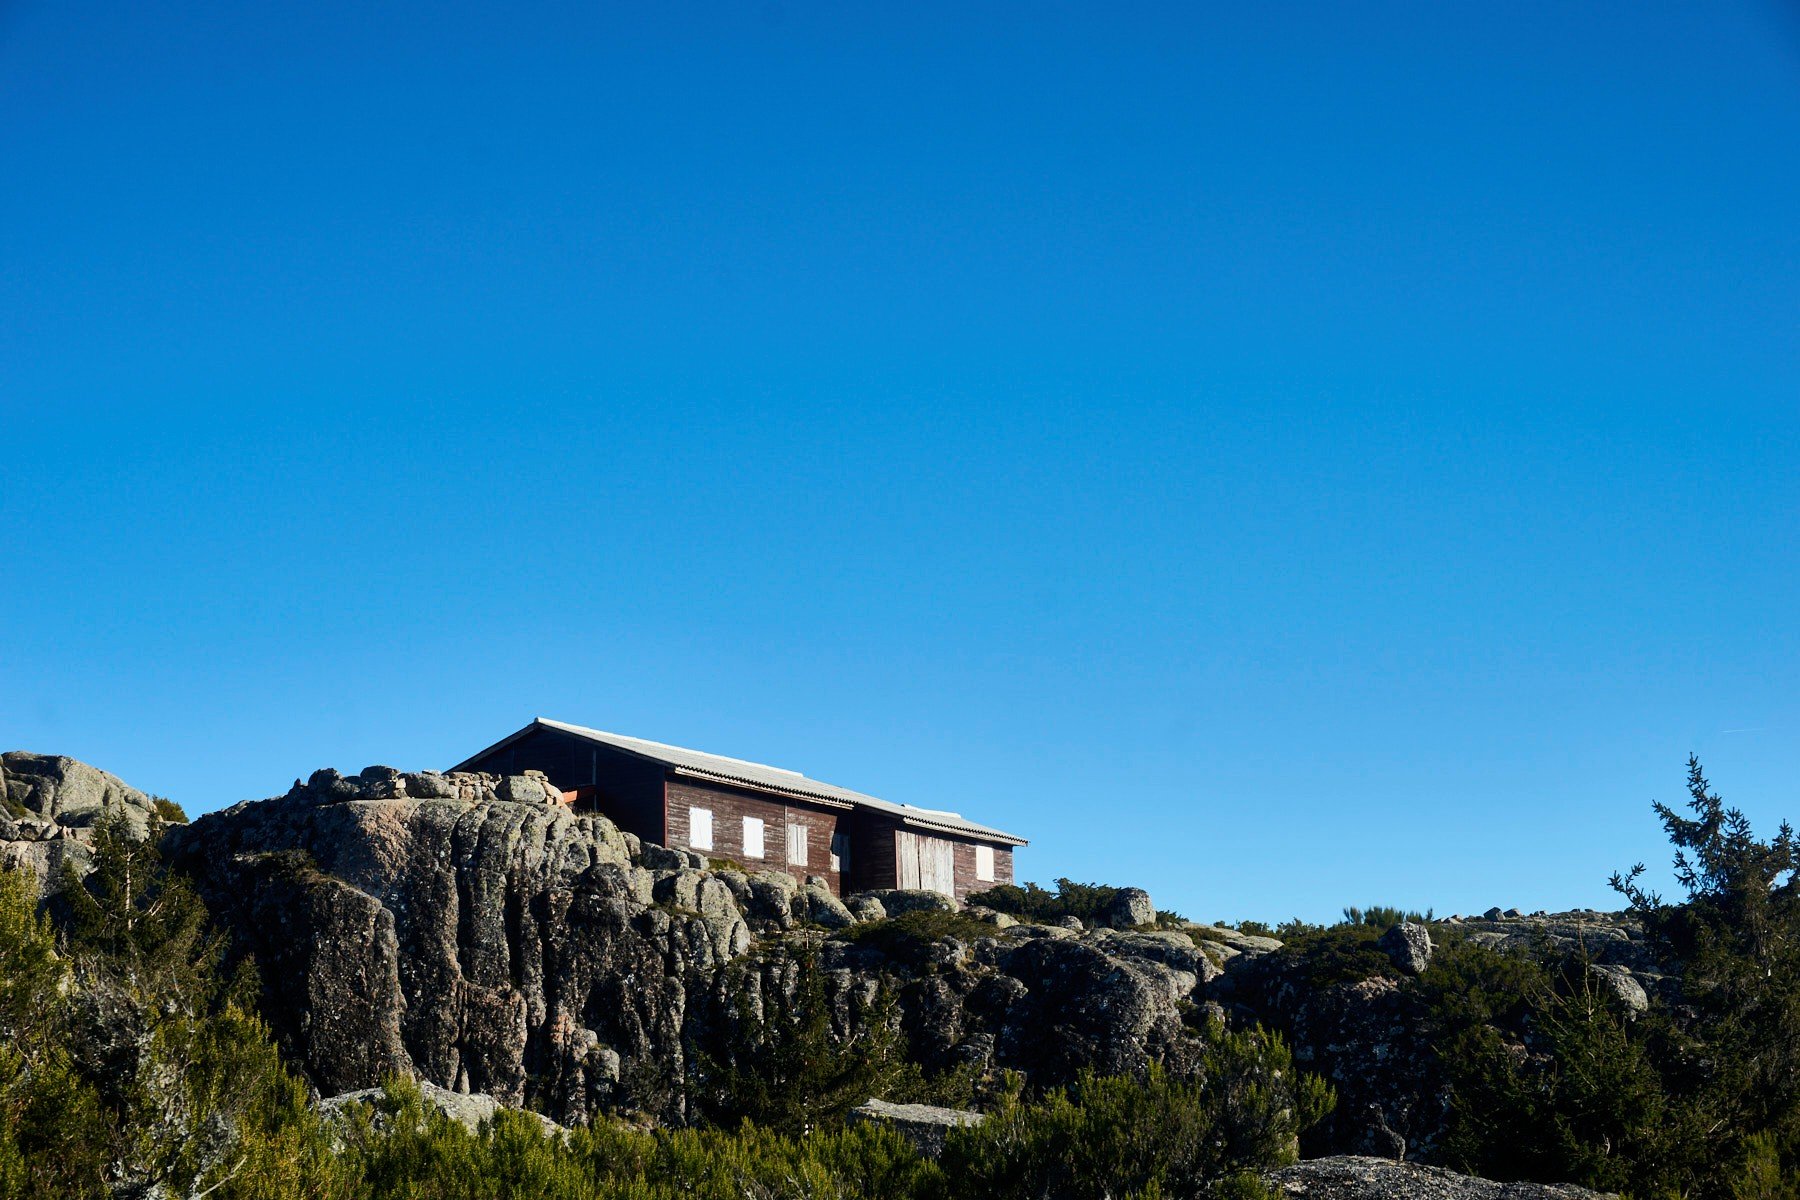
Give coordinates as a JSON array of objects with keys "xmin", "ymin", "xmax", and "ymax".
[{"xmin": 453, "ymin": 717, "xmax": 1027, "ymax": 846}]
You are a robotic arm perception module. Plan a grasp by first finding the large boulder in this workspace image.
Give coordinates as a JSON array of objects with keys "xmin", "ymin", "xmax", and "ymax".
[
  {"xmin": 1103, "ymin": 886, "xmax": 1156, "ymax": 929},
  {"xmin": 319, "ymin": 1081, "xmax": 565, "ymax": 1136},
  {"xmin": 1379, "ymin": 921, "xmax": 1434, "ymax": 976},
  {"xmin": 1588, "ymin": 963, "xmax": 1649, "ymax": 1013},
  {"xmin": 0, "ymin": 752, "xmax": 161, "ymax": 895},
  {"xmin": 862, "ymin": 888, "xmax": 960, "ymax": 916},
  {"xmin": 847, "ymin": 1098, "xmax": 983, "ymax": 1158}
]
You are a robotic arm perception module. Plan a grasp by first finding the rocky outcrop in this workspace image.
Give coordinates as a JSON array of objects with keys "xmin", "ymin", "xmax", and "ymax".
[
  {"xmin": 0, "ymin": 751, "xmax": 160, "ymax": 895},
  {"xmin": 165, "ymin": 766, "xmax": 1219, "ymax": 1125},
  {"xmin": 1264, "ymin": 1156, "xmax": 1615, "ymax": 1198},
  {"xmin": 1206, "ymin": 909, "xmax": 1668, "ymax": 1163},
  {"xmin": 319, "ymin": 1081, "xmax": 566, "ymax": 1136},
  {"xmin": 847, "ymin": 1098, "xmax": 984, "ymax": 1157},
  {"xmin": 164, "ymin": 766, "xmax": 749, "ymax": 1124},
  {"xmin": 1442, "ymin": 910, "xmax": 1654, "ymax": 974}
]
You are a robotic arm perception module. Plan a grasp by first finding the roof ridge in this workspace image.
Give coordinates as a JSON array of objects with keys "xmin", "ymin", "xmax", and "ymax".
[{"xmin": 537, "ymin": 718, "xmax": 807, "ymax": 777}]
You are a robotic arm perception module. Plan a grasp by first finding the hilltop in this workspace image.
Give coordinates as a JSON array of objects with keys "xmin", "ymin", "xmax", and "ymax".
[{"xmin": 4, "ymin": 750, "xmax": 1787, "ymax": 1197}]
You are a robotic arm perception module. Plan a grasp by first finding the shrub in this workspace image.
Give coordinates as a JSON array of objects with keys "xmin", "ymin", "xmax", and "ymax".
[
  {"xmin": 691, "ymin": 949, "xmax": 920, "ymax": 1135},
  {"xmin": 1267, "ymin": 921, "xmax": 1398, "ymax": 989},
  {"xmin": 1340, "ymin": 904, "xmax": 1431, "ymax": 927},
  {"xmin": 1423, "ymin": 758, "xmax": 1800, "ymax": 1199},
  {"xmin": 968, "ymin": 878, "xmax": 1122, "ymax": 928},
  {"xmin": 940, "ymin": 1023, "xmax": 1332, "ymax": 1200},
  {"xmin": 838, "ymin": 909, "xmax": 998, "ymax": 963}
]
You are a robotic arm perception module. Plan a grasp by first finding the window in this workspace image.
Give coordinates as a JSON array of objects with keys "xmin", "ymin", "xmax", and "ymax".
[
  {"xmin": 975, "ymin": 844, "xmax": 996, "ymax": 883},
  {"xmin": 786, "ymin": 823, "xmax": 808, "ymax": 866},
  {"xmin": 742, "ymin": 815, "xmax": 765, "ymax": 859},
  {"xmin": 830, "ymin": 832, "xmax": 850, "ymax": 874},
  {"xmin": 688, "ymin": 806, "xmax": 714, "ymax": 852}
]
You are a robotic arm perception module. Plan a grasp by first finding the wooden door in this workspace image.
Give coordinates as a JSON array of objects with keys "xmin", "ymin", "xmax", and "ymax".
[{"xmin": 897, "ymin": 831, "xmax": 957, "ymax": 896}]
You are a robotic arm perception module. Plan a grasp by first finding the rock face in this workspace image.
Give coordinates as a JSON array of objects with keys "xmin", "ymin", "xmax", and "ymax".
[
  {"xmin": 0, "ymin": 752, "xmax": 160, "ymax": 895},
  {"xmin": 1264, "ymin": 1156, "xmax": 1615, "ymax": 1198},
  {"xmin": 165, "ymin": 766, "xmax": 1217, "ymax": 1126},
  {"xmin": 164, "ymin": 767, "xmax": 746, "ymax": 1124}
]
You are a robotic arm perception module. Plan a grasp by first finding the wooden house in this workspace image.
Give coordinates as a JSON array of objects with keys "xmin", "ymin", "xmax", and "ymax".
[{"xmin": 451, "ymin": 718, "xmax": 1026, "ymax": 901}]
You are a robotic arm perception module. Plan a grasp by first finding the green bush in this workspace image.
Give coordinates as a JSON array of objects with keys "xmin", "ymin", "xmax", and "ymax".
[
  {"xmin": 1266, "ymin": 921, "xmax": 1398, "ymax": 988},
  {"xmin": 1, "ymin": 818, "xmax": 343, "ymax": 1200},
  {"xmin": 967, "ymin": 878, "xmax": 1121, "ymax": 928},
  {"xmin": 1422, "ymin": 758, "xmax": 1800, "ymax": 1199},
  {"xmin": 939, "ymin": 1023, "xmax": 1332, "ymax": 1200},
  {"xmin": 691, "ymin": 950, "xmax": 921, "ymax": 1134},
  {"xmin": 337, "ymin": 1077, "xmax": 941, "ymax": 1200},
  {"xmin": 837, "ymin": 909, "xmax": 999, "ymax": 963},
  {"xmin": 1339, "ymin": 904, "xmax": 1431, "ymax": 927}
]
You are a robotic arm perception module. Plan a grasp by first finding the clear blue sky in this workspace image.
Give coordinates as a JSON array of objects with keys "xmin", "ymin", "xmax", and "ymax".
[{"xmin": 3, "ymin": 3, "xmax": 1796, "ymax": 923}]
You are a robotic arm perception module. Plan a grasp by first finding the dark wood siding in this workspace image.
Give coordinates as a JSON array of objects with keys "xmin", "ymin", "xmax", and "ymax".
[
  {"xmin": 459, "ymin": 728, "xmax": 666, "ymax": 847},
  {"xmin": 953, "ymin": 839, "xmax": 1013, "ymax": 899},
  {"xmin": 664, "ymin": 776, "xmax": 847, "ymax": 894},
  {"xmin": 844, "ymin": 814, "xmax": 901, "ymax": 893},
  {"xmin": 844, "ymin": 814, "xmax": 1013, "ymax": 901}
]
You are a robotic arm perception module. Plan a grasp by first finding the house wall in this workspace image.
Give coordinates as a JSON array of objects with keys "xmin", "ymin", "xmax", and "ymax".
[
  {"xmin": 953, "ymin": 837, "xmax": 1014, "ymax": 899},
  {"xmin": 458, "ymin": 728, "xmax": 667, "ymax": 846},
  {"xmin": 664, "ymin": 776, "xmax": 847, "ymax": 894},
  {"xmin": 846, "ymin": 814, "xmax": 1013, "ymax": 901}
]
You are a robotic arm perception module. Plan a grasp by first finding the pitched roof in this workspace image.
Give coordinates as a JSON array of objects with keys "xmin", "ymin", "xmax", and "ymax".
[{"xmin": 452, "ymin": 717, "xmax": 1027, "ymax": 846}]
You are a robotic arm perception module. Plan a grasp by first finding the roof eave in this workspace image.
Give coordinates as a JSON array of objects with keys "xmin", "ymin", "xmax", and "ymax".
[
  {"xmin": 897, "ymin": 813, "xmax": 1029, "ymax": 847},
  {"xmin": 668, "ymin": 766, "xmax": 856, "ymax": 810}
]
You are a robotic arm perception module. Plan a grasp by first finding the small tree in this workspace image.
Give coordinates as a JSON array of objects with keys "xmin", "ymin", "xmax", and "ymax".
[
  {"xmin": 940, "ymin": 1023, "xmax": 1332, "ymax": 1200},
  {"xmin": 1603, "ymin": 757, "xmax": 1800, "ymax": 1195},
  {"xmin": 693, "ymin": 949, "xmax": 916, "ymax": 1135}
]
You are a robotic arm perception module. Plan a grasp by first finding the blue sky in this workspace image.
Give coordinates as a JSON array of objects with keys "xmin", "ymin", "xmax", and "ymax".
[{"xmin": 3, "ymin": 3, "xmax": 1796, "ymax": 922}]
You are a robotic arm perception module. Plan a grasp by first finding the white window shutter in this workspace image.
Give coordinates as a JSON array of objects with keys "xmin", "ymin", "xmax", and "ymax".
[
  {"xmin": 689, "ymin": 807, "xmax": 714, "ymax": 852},
  {"xmin": 830, "ymin": 832, "xmax": 849, "ymax": 873},
  {"xmin": 743, "ymin": 816, "xmax": 765, "ymax": 859},
  {"xmin": 786, "ymin": 823, "xmax": 807, "ymax": 866},
  {"xmin": 976, "ymin": 844, "xmax": 995, "ymax": 883}
]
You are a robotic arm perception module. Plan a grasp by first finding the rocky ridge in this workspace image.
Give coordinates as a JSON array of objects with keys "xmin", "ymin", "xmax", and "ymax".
[
  {"xmin": 5, "ymin": 751, "xmax": 1651, "ymax": 1196},
  {"xmin": 160, "ymin": 765, "xmax": 1213, "ymax": 1125}
]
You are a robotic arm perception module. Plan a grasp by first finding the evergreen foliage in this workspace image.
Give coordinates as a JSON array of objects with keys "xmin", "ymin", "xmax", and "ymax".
[
  {"xmin": 150, "ymin": 796, "xmax": 189, "ymax": 824},
  {"xmin": 837, "ymin": 909, "xmax": 999, "ymax": 963},
  {"xmin": 1424, "ymin": 757, "xmax": 1800, "ymax": 1198},
  {"xmin": 966, "ymin": 878, "xmax": 1121, "ymax": 927},
  {"xmin": 1339, "ymin": 904, "xmax": 1432, "ymax": 927},
  {"xmin": 691, "ymin": 950, "xmax": 919, "ymax": 1134},
  {"xmin": 939, "ymin": 1025, "xmax": 1332, "ymax": 1200},
  {"xmin": 2, "ymin": 815, "xmax": 339, "ymax": 1199}
]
